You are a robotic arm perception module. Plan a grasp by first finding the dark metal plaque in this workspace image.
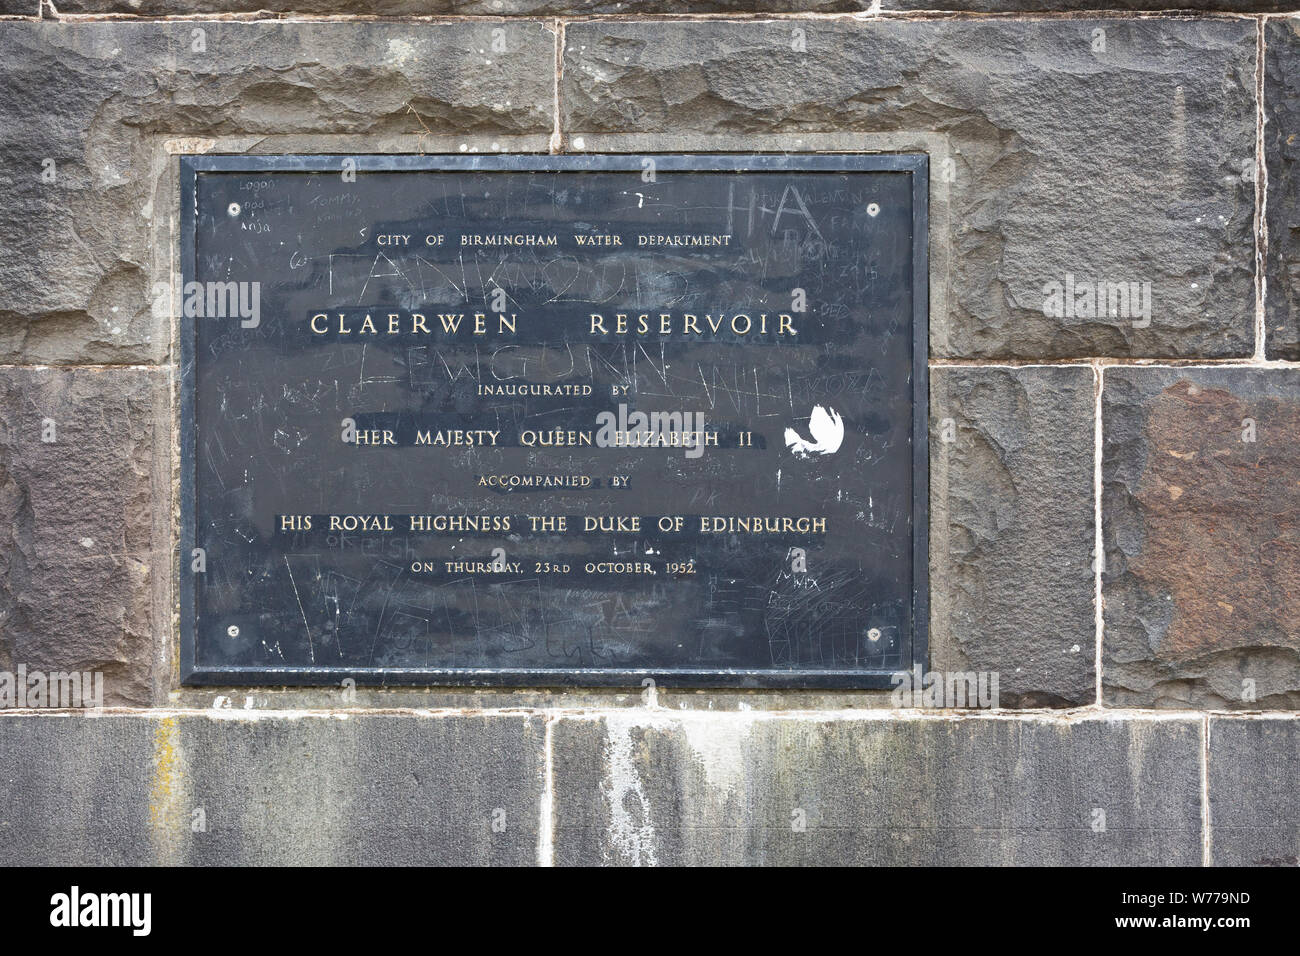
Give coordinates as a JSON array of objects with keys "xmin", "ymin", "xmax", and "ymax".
[{"xmin": 179, "ymin": 154, "xmax": 928, "ymax": 688}]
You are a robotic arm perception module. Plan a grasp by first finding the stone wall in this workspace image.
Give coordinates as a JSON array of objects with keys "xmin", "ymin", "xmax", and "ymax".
[{"xmin": 0, "ymin": 0, "xmax": 1298, "ymax": 865}]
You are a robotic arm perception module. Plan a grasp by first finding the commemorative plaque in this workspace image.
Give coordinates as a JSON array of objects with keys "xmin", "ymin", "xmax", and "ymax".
[{"xmin": 179, "ymin": 154, "xmax": 928, "ymax": 687}]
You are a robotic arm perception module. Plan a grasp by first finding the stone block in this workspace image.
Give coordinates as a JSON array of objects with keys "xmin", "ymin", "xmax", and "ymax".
[
  {"xmin": 563, "ymin": 19, "xmax": 1257, "ymax": 359},
  {"xmin": 552, "ymin": 713, "xmax": 1202, "ymax": 865},
  {"xmin": 1103, "ymin": 367, "xmax": 1300, "ymax": 708}
]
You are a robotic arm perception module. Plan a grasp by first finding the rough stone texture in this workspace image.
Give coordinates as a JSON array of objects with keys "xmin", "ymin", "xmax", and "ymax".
[
  {"xmin": 0, "ymin": 368, "xmax": 164, "ymax": 707},
  {"xmin": 1103, "ymin": 368, "xmax": 1300, "ymax": 709},
  {"xmin": 0, "ymin": 9, "xmax": 1286, "ymax": 867},
  {"xmin": 930, "ymin": 366, "xmax": 1095, "ymax": 707},
  {"xmin": 178, "ymin": 713, "xmax": 544, "ymax": 865},
  {"xmin": 564, "ymin": 19, "xmax": 1257, "ymax": 359},
  {"xmin": 890, "ymin": 0, "xmax": 1290, "ymax": 9},
  {"xmin": 551, "ymin": 714, "xmax": 1203, "ymax": 865},
  {"xmin": 1265, "ymin": 19, "xmax": 1300, "ymax": 359},
  {"xmin": 0, "ymin": 714, "xmax": 545, "ymax": 865},
  {"xmin": 0, "ymin": 21, "xmax": 555, "ymax": 364},
  {"xmin": 57, "ymin": 0, "xmax": 868, "ymax": 12},
  {"xmin": 0, "ymin": 715, "xmax": 156, "ymax": 865},
  {"xmin": 1208, "ymin": 717, "xmax": 1300, "ymax": 866},
  {"xmin": 39, "ymin": 0, "xmax": 1299, "ymax": 11}
]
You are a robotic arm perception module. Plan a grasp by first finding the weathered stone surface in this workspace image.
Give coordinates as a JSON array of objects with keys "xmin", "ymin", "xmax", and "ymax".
[
  {"xmin": 0, "ymin": 716, "xmax": 156, "ymax": 866},
  {"xmin": 58, "ymin": 0, "xmax": 868, "ymax": 12},
  {"xmin": 551, "ymin": 713, "xmax": 1203, "ymax": 865},
  {"xmin": 0, "ymin": 713, "xmax": 544, "ymax": 865},
  {"xmin": 564, "ymin": 19, "xmax": 1257, "ymax": 359},
  {"xmin": 1265, "ymin": 20, "xmax": 1300, "ymax": 359},
  {"xmin": 0, "ymin": 368, "xmax": 164, "ymax": 707},
  {"xmin": 0, "ymin": 21, "xmax": 555, "ymax": 364},
  {"xmin": 889, "ymin": 0, "xmax": 1288, "ymax": 9},
  {"xmin": 0, "ymin": 0, "xmax": 35, "ymax": 16},
  {"xmin": 1102, "ymin": 368, "xmax": 1300, "ymax": 708},
  {"xmin": 38, "ymin": 0, "xmax": 1295, "ymax": 12},
  {"xmin": 930, "ymin": 366, "xmax": 1095, "ymax": 707},
  {"xmin": 178, "ymin": 713, "xmax": 544, "ymax": 865},
  {"xmin": 1208, "ymin": 717, "xmax": 1300, "ymax": 866}
]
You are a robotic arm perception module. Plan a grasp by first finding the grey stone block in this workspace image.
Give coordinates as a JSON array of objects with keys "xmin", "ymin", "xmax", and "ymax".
[
  {"xmin": 0, "ymin": 21, "xmax": 555, "ymax": 364},
  {"xmin": 551, "ymin": 713, "xmax": 1203, "ymax": 865},
  {"xmin": 0, "ymin": 368, "xmax": 165, "ymax": 707},
  {"xmin": 563, "ymin": 18, "xmax": 1257, "ymax": 359},
  {"xmin": 1208, "ymin": 717, "xmax": 1300, "ymax": 866},
  {"xmin": 930, "ymin": 366, "xmax": 1096, "ymax": 707},
  {"xmin": 178, "ymin": 713, "xmax": 544, "ymax": 865},
  {"xmin": 1265, "ymin": 19, "xmax": 1300, "ymax": 359},
  {"xmin": 1102, "ymin": 368, "xmax": 1300, "ymax": 708},
  {"xmin": 0, "ymin": 713, "xmax": 545, "ymax": 865},
  {"xmin": 0, "ymin": 715, "xmax": 156, "ymax": 866}
]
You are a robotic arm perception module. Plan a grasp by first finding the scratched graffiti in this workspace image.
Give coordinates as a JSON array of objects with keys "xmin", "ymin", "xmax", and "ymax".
[{"xmin": 180, "ymin": 156, "xmax": 928, "ymax": 687}]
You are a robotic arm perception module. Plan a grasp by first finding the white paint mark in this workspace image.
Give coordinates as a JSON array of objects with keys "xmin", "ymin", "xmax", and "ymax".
[
  {"xmin": 784, "ymin": 405, "xmax": 844, "ymax": 458},
  {"xmin": 383, "ymin": 38, "xmax": 418, "ymax": 67},
  {"xmin": 675, "ymin": 712, "xmax": 754, "ymax": 797},
  {"xmin": 603, "ymin": 715, "xmax": 657, "ymax": 866}
]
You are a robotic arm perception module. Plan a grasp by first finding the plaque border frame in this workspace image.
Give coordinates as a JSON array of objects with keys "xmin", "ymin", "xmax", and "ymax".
[{"xmin": 178, "ymin": 152, "xmax": 929, "ymax": 689}]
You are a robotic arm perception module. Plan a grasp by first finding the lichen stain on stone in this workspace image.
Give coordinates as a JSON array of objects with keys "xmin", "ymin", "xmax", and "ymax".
[
  {"xmin": 148, "ymin": 717, "xmax": 187, "ymax": 864},
  {"xmin": 1132, "ymin": 380, "xmax": 1300, "ymax": 657}
]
